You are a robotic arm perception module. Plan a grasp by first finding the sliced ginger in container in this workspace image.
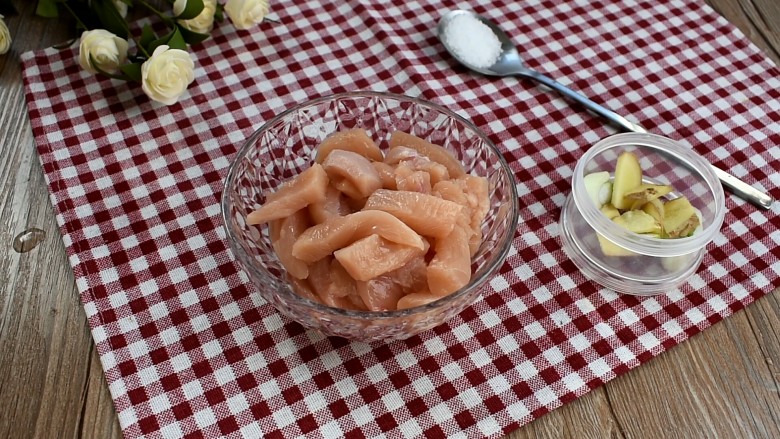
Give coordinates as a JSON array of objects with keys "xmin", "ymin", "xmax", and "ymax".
[{"xmin": 589, "ymin": 150, "xmax": 701, "ymax": 256}]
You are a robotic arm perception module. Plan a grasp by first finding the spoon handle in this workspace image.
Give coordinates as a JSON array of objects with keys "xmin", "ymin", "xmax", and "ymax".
[
  {"xmin": 522, "ymin": 70, "xmax": 645, "ymax": 133},
  {"xmin": 521, "ymin": 69, "xmax": 773, "ymax": 209}
]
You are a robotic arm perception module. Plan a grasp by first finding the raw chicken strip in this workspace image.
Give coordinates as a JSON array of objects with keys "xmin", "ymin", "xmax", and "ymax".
[
  {"xmin": 247, "ymin": 163, "xmax": 329, "ymax": 225},
  {"xmin": 434, "ymin": 178, "xmax": 487, "ymax": 256},
  {"xmin": 389, "ymin": 131, "xmax": 466, "ymax": 178},
  {"xmin": 325, "ymin": 260, "xmax": 367, "ymax": 310},
  {"xmin": 427, "ymin": 222, "xmax": 472, "ymax": 297},
  {"xmin": 322, "ymin": 149, "xmax": 382, "ymax": 199},
  {"xmin": 372, "ymin": 161, "xmax": 398, "ymax": 190},
  {"xmin": 287, "ymin": 276, "xmax": 322, "ymax": 303},
  {"xmin": 308, "ymin": 185, "xmax": 350, "ymax": 224},
  {"xmin": 384, "ymin": 146, "xmax": 420, "ymax": 165},
  {"xmin": 341, "ymin": 191, "xmax": 367, "ymax": 212},
  {"xmin": 386, "ymin": 146, "xmax": 450, "ymax": 186},
  {"xmin": 392, "ymin": 256, "xmax": 429, "ymax": 293},
  {"xmin": 307, "ymin": 257, "xmax": 367, "ymax": 310},
  {"xmin": 271, "ymin": 209, "xmax": 310, "ymax": 279},
  {"xmin": 268, "ymin": 218, "xmax": 283, "ymax": 243},
  {"xmin": 355, "ymin": 255, "xmax": 430, "ymax": 311},
  {"xmin": 315, "ymin": 128, "xmax": 384, "ymax": 163},
  {"xmin": 458, "ymin": 175, "xmax": 490, "ymax": 231},
  {"xmin": 308, "ymin": 259, "xmax": 346, "ymax": 309},
  {"xmin": 468, "ymin": 228, "xmax": 483, "ymax": 257},
  {"xmin": 411, "ymin": 159, "xmax": 450, "ymax": 186},
  {"xmin": 306, "ymin": 257, "xmax": 331, "ymax": 299},
  {"xmin": 394, "ymin": 162, "xmax": 431, "ymax": 194},
  {"xmin": 356, "ymin": 276, "xmax": 405, "ymax": 312},
  {"xmin": 291, "ymin": 210, "xmax": 424, "ymax": 262},
  {"xmin": 396, "ymin": 290, "xmax": 440, "ymax": 310},
  {"xmin": 433, "ymin": 180, "xmax": 468, "ymax": 205},
  {"xmin": 334, "ymin": 234, "xmax": 424, "ymax": 281},
  {"xmin": 363, "ymin": 189, "xmax": 464, "ymax": 238}
]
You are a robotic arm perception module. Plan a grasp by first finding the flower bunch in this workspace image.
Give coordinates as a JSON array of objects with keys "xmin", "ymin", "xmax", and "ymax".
[
  {"xmin": 6, "ymin": 0, "xmax": 269, "ymax": 104},
  {"xmin": 0, "ymin": 14, "xmax": 10, "ymax": 55}
]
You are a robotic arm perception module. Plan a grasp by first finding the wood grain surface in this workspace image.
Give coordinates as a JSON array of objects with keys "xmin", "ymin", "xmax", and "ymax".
[{"xmin": 0, "ymin": 1, "xmax": 778, "ymax": 438}]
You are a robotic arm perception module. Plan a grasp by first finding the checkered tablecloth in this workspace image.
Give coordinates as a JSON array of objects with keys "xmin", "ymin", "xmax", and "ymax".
[{"xmin": 21, "ymin": 0, "xmax": 780, "ymax": 438}]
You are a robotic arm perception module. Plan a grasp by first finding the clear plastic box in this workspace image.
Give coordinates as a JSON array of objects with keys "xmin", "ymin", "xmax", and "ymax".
[{"xmin": 560, "ymin": 133, "xmax": 726, "ymax": 295}]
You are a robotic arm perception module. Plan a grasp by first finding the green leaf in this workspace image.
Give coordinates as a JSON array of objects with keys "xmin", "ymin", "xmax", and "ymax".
[
  {"xmin": 35, "ymin": 0, "xmax": 59, "ymax": 18},
  {"xmin": 147, "ymin": 29, "xmax": 175, "ymax": 54},
  {"xmin": 178, "ymin": 25, "xmax": 209, "ymax": 46},
  {"xmin": 143, "ymin": 28, "xmax": 189, "ymax": 62},
  {"xmin": 92, "ymin": 0, "xmax": 129, "ymax": 38},
  {"xmin": 139, "ymin": 24, "xmax": 156, "ymax": 49},
  {"xmin": 175, "ymin": 0, "xmax": 204, "ymax": 20},
  {"xmin": 120, "ymin": 62, "xmax": 142, "ymax": 82},
  {"xmin": 166, "ymin": 27, "xmax": 188, "ymax": 51},
  {"xmin": 214, "ymin": 3, "xmax": 224, "ymax": 22},
  {"xmin": 89, "ymin": 54, "xmax": 128, "ymax": 80}
]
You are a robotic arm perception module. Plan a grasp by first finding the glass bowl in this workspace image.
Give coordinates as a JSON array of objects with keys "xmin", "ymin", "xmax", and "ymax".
[
  {"xmin": 221, "ymin": 91, "xmax": 518, "ymax": 342},
  {"xmin": 560, "ymin": 132, "xmax": 726, "ymax": 295}
]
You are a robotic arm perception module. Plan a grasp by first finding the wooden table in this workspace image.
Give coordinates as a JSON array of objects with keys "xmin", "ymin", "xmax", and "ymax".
[{"xmin": 1, "ymin": 1, "xmax": 778, "ymax": 438}]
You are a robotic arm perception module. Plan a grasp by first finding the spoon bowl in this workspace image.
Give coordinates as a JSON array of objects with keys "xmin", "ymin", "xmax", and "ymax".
[
  {"xmin": 437, "ymin": 10, "xmax": 525, "ymax": 77},
  {"xmin": 436, "ymin": 9, "xmax": 772, "ymax": 209}
]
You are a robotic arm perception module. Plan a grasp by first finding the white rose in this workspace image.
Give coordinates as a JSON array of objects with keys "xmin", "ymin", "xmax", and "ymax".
[
  {"xmin": 0, "ymin": 15, "xmax": 12, "ymax": 55},
  {"xmin": 174, "ymin": 0, "xmax": 217, "ymax": 34},
  {"xmin": 225, "ymin": 0, "xmax": 270, "ymax": 30},
  {"xmin": 113, "ymin": 0, "xmax": 128, "ymax": 18},
  {"xmin": 78, "ymin": 29, "xmax": 129, "ymax": 74},
  {"xmin": 141, "ymin": 45, "xmax": 195, "ymax": 105}
]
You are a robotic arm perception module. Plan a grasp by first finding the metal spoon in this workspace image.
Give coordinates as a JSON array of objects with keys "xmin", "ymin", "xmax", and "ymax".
[{"xmin": 437, "ymin": 9, "xmax": 773, "ymax": 209}]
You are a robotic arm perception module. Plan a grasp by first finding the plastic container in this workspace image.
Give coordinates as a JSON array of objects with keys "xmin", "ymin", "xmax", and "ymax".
[
  {"xmin": 221, "ymin": 91, "xmax": 518, "ymax": 341},
  {"xmin": 559, "ymin": 133, "xmax": 726, "ymax": 295}
]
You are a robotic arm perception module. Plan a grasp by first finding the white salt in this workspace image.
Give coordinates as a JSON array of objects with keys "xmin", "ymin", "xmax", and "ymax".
[{"xmin": 443, "ymin": 14, "xmax": 502, "ymax": 69}]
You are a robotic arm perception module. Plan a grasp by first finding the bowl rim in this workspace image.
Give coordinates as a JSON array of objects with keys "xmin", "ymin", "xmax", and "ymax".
[
  {"xmin": 572, "ymin": 132, "xmax": 726, "ymax": 257},
  {"xmin": 221, "ymin": 90, "xmax": 519, "ymax": 321}
]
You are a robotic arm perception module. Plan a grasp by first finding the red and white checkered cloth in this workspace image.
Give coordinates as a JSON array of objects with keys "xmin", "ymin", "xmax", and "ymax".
[{"xmin": 21, "ymin": 0, "xmax": 780, "ymax": 437}]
